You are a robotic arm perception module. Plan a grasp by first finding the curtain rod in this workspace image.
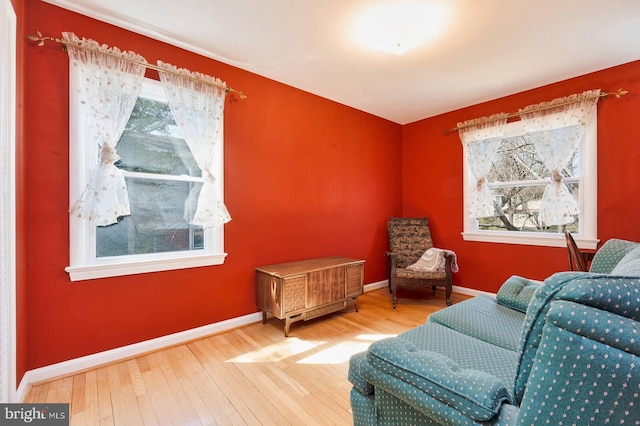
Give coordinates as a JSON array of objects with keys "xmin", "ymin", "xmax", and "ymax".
[
  {"xmin": 27, "ymin": 31, "xmax": 247, "ymax": 99},
  {"xmin": 442, "ymin": 88, "xmax": 627, "ymax": 136}
]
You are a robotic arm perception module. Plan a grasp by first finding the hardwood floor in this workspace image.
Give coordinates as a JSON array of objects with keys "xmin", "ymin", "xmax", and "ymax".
[{"xmin": 24, "ymin": 288, "xmax": 470, "ymax": 425}]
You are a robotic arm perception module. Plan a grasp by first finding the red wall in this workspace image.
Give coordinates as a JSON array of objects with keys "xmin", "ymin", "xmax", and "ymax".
[
  {"xmin": 403, "ymin": 61, "xmax": 640, "ymax": 293},
  {"xmin": 17, "ymin": 0, "xmax": 640, "ymax": 382},
  {"xmin": 22, "ymin": 2, "xmax": 402, "ymax": 371},
  {"xmin": 11, "ymin": 0, "xmax": 28, "ymax": 387}
]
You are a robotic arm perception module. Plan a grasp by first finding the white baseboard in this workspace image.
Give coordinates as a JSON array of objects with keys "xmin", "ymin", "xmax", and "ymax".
[
  {"xmin": 364, "ymin": 280, "xmax": 388, "ymax": 291},
  {"xmin": 365, "ymin": 279, "xmax": 496, "ymax": 298},
  {"xmin": 452, "ymin": 284, "xmax": 496, "ymax": 298},
  {"xmin": 16, "ymin": 311, "xmax": 263, "ymax": 401},
  {"xmin": 15, "ymin": 279, "xmax": 488, "ymax": 402}
]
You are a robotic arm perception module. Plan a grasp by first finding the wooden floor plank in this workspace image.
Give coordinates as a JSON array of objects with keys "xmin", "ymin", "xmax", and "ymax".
[
  {"xmin": 22, "ymin": 382, "xmax": 49, "ymax": 403},
  {"xmin": 188, "ymin": 335, "xmax": 292, "ymax": 425},
  {"xmin": 94, "ymin": 366, "xmax": 115, "ymax": 426},
  {"xmin": 107, "ymin": 363, "xmax": 145, "ymax": 426},
  {"xmin": 70, "ymin": 370, "xmax": 97, "ymax": 426},
  {"xmin": 23, "ymin": 288, "xmax": 468, "ymax": 425}
]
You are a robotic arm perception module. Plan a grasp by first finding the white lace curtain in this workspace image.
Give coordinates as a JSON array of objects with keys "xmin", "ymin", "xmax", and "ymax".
[
  {"xmin": 65, "ymin": 33, "xmax": 231, "ymax": 229},
  {"xmin": 157, "ymin": 61, "xmax": 231, "ymax": 229},
  {"xmin": 519, "ymin": 89, "xmax": 600, "ymax": 226},
  {"xmin": 65, "ymin": 32, "xmax": 147, "ymax": 226},
  {"xmin": 458, "ymin": 113, "xmax": 509, "ymax": 218}
]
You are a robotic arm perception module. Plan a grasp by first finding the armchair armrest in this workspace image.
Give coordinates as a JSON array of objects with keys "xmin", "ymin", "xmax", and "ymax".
[
  {"xmin": 384, "ymin": 251, "xmax": 399, "ymax": 277},
  {"xmin": 366, "ymin": 338, "xmax": 512, "ymax": 421},
  {"xmin": 442, "ymin": 251, "xmax": 455, "ymax": 278}
]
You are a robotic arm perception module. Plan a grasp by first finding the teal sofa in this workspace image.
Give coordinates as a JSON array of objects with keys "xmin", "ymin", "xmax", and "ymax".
[{"xmin": 348, "ymin": 238, "xmax": 640, "ymax": 425}]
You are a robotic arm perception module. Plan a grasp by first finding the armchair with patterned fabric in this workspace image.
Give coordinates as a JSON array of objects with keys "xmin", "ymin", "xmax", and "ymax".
[{"xmin": 386, "ymin": 217, "xmax": 456, "ymax": 307}]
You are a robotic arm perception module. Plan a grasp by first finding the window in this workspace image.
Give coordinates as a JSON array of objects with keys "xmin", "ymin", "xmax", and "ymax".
[
  {"xmin": 462, "ymin": 109, "xmax": 597, "ymax": 249},
  {"xmin": 67, "ymin": 76, "xmax": 226, "ymax": 281}
]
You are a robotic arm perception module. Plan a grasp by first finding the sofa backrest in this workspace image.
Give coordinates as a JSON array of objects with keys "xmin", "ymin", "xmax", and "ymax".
[
  {"xmin": 517, "ymin": 300, "xmax": 639, "ymax": 425},
  {"xmin": 589, "ymin": 238, "xmax": 640, "ymax": 273},
  {"xmin": 513, "ymin": 272, "xmax": 640, "ymax": 404}
]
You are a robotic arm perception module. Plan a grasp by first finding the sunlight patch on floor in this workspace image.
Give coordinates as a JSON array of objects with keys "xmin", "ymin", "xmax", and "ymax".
[
  {"xmin": 297, "ymin": 334, "xmax": 398, "ymax": 364},
  {"xmin": 297, "ymin": 341, "xmax": 371, "ymax": 364},
  {"xmin": 225, "ymin": 333, "xmax": 400, "ymax": 365},
  {"xmin": 226, "ymin": 337, "xmax": 323, "ymax": 363},
  {"xmin": 356, "ymin": 334, "xmax": 398, "ymax": 341}
]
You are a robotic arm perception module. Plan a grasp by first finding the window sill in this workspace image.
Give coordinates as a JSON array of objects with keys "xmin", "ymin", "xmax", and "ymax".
[
  {"xmin": 462, "ymin": 232, "xmax": 599, "ymax": 250},
  {"xmin": 66, "ymin": 252, "xmax": 227, "ymax": 281}
]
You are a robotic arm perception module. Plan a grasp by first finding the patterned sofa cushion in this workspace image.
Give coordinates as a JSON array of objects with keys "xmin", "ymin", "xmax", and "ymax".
[
  {"xmin": 518, "ymin": 300, "xmax": 640, "ymax": 425},
  {"xmin": 365, "ymin": 328, "xmax": 514, "ymax": 422},
  {"xmin": 352, "ymin": 322, "xmax": 518, "ymax": 421},
  {"xmin": 359, "ymin": 362, "xmax": 516, "ymax": 425},
  {"xmin": 397, "ymin": 322, "xmax": 518, "ymax": 387},
  {"xmin": 495, "ymin": 275, "xmax": 542, "ymax": 313},
  {"xmin": 589, "ymin": 238, "xmax": 640, "ymax": 273},
  {"xmin": 429, "ymin": 294, "xmax": 525, "ymax": 351}
]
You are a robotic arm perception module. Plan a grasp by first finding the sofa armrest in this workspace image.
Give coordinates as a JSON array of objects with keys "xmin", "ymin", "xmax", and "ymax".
[
  {"xmin": 496, "ymin": 275, "xmax": 542, "ymax": 313},
  {"xmin": 366, "ymin": 338, "xmax": 512, "ymax": 421},
  {"xmin": 348, "ymin": 352, "xmax": 374, "ymax": 395}
]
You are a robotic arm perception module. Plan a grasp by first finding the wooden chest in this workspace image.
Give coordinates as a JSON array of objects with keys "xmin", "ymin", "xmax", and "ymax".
[{"xmin": 255, "ymin": 256, "xmax": 364, "ymax": 336}]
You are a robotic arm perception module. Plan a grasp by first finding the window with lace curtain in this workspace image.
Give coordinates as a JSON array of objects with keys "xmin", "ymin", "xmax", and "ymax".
[
  {"xmin": 67, "ymin": 74, "xmax": 227, "ymax": 281},
  {"xmin": 461, "ymin": 94, "xmax": 598, "ymax": 249},
  {"xmin": 95, "ymin": 80, "xmax": 210, "ymax": 258}
]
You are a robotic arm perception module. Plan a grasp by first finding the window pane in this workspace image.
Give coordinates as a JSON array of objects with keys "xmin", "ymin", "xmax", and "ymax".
[
  {"xmin": 479, "ymin": 182, "xmax": 579, "ymax": 233},
  {"xmin": 490, "ymin": 135, "xmax": 549, "ymax": 182},
  {"xmin": 116, "ymin": 97, "xmax": 200, "ymax": 177},
  {"xmin": 490, "ymin": 133, "xmax": 579, "ymax": 183},
  {"xmin": 96, "ymin": 178, "xmax": 204, "ymax": 257}
]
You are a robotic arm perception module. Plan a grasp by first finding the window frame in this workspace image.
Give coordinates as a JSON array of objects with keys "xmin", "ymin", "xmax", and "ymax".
[
  {"xmin": 66, "ymin": 74, "xmax": 227, "ymax": 282},
  {"xmin": 461, "ymin": 110, "xmax": 598, "ymax": 249}
]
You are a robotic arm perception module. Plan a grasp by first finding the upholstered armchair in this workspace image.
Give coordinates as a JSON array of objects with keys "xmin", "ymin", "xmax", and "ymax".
[{"xmin": 386, "ymin": 217, "xmax": 454, "ymax": 307}]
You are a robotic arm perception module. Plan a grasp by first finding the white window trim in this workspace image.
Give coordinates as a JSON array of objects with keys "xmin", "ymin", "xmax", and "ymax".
[
  {"xmin": 66, "ymin": 75, "xmax": 227, "ymax": 282},
  {"xmin": 462, "ymin": 112, "xmax": 598, "ymax": 250}
]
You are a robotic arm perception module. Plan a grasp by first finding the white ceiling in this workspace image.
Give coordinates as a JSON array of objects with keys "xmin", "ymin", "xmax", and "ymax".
[{"xmin": 44, "ymin": 0, "xmax": 640, "ymax": 124}]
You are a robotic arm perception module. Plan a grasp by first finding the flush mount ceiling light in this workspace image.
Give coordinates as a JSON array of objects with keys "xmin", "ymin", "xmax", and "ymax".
[{"xmin": 351, "ymin": 1, "xmax": 450, "ymax": 55}]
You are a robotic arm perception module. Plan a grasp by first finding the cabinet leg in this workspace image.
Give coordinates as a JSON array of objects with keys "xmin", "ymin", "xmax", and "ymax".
[
  {"xmin": 354, "ymin": 298, "xmax": 359, "ymax": 312},
  {"xmin": 284, "ymin": 318, "xmax": 292, "ymax": 337},
  {"xmin": 262, "ymin": 311, "xmax": 267, "ymax": 324}
]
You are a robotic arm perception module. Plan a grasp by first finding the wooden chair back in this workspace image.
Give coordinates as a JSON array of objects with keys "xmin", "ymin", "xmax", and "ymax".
[{"xmin": 565, "ymin": 230, "xmax": 588, "ymax": 272}]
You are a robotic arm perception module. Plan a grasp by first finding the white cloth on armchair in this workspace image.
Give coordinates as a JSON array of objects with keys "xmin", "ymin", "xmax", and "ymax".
[{"xmin": 407, "ymin": 247, "xmax": 459, "ymax": 273}]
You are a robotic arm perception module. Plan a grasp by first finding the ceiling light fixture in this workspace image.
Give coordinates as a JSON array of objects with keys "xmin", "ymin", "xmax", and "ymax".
[{"xmin": 351, "ymin": 1, "xmax": 450, "ymax": 55}]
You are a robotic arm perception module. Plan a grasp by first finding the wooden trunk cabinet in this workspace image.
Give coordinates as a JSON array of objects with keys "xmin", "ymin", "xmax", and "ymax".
[{"xmin": 255, "ymin": 256, "xmax": 365, "ymax": 336}]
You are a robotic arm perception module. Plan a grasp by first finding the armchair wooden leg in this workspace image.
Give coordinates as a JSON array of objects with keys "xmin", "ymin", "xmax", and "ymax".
[
  {"xmin": 445, "ymin": 283, "xmax": 453, "ymax": 306},
  {"xmin": 390, "ymin": 277, "xmax": 398, "ymax": 309}
]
